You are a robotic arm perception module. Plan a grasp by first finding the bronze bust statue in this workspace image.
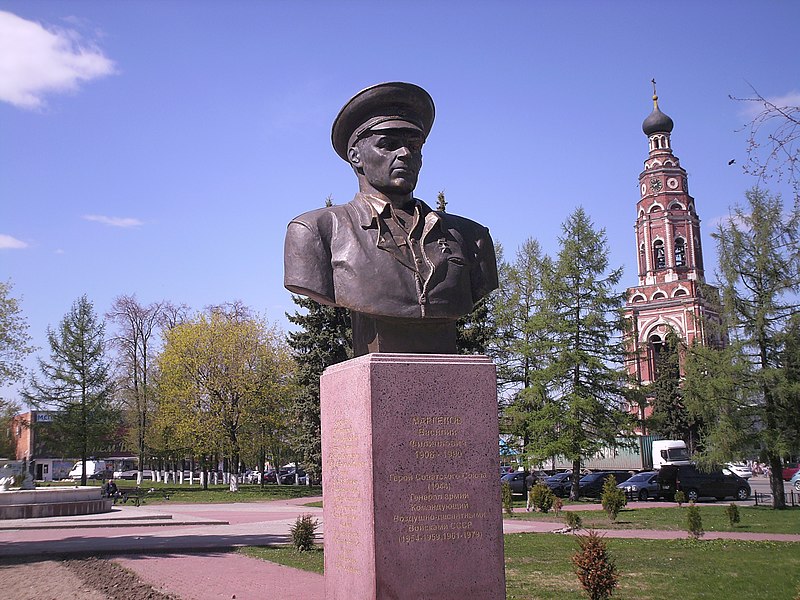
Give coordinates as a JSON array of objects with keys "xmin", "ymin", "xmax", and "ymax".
[{"xmin": 284, "ymin": 82, "xmax": 498, "ymax": 355}]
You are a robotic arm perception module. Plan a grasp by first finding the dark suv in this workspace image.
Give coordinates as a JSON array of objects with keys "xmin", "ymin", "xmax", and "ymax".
[
  {"xmin": 657, "ymin": 465, "xmax": 750, "ymax": 502},
  {"xmin": 574, "ymin": 471, "xmax": 631, "ymax": 499}
]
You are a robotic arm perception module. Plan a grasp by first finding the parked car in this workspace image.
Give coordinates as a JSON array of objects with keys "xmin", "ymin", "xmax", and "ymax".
[
  {"xmin": 617, "ymin": 471, "xmax": 662, "ymax": 501},
  {"xmin": 657, "ymin": 464, "xmax": 750, "ymax": 502},
  {"xmin": 782, "ymin": 464, "xmax": 799, "ymax": 481},
  {"xmin": 790, "ymin": 470, "xmax": 800, "ymax": 492},
  {"xmin": 575, "ymin": 472, "xmax": 631, "ymax": 499},
  {"xmin": 725, "ymin": 463, "xmax": 753, "ymax": 479},
  {"xmin": 500, "ymin": 471, "xmax": 548, "ymax": 495},
  {"xmin": 280, "ymin": 468, "xmax": 307, "ymax": 485},
  {"xmin": 543, "ymin": 472, "xmax": 573, "ymax": 498}
]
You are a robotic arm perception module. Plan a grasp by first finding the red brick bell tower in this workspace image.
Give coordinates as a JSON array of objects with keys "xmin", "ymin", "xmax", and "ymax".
[{"xmin": 624, "ymin": 82, "xmax": 722, "ymax": 417}]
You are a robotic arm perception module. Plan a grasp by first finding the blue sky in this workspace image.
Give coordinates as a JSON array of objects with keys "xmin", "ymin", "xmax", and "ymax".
[{"xmin": 2, "ymin": 1, "xmax": 799, "ymax": 399}]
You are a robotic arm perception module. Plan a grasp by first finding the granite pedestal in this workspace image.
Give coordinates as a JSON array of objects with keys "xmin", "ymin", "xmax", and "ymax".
[{"xmin": 321, "ymin": 353, "xmax": 505, "ymax": 600}]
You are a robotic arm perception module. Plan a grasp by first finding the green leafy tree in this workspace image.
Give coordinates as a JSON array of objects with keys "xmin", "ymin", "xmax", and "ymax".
[
  {"xmin": 0, "ymin": 280, "xmax": 35, "ymax": 391},
  {"xmin": 530, "ymin": 208, "xmax": 634, "ymax": 500},
  {"xmin": 23, "ymin": 296, "xmax": 116, "ymax": 486},
  {"xmin": 0, "ymin": 398, "xmax": 20, "ymax": 457},
  {"xmin": 157, "ymin": 304, "xmax": 292, "ymax": 491},
  {"xmin": 700, "ymin": 187, "xmax": 800, "ymax": 508}
]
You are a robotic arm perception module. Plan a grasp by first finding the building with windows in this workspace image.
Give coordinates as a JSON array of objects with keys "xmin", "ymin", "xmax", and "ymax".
[
  {"xmin": 624, "ymin": 86, "xmax": 723, "ymax": 424},
  {"xmin": 10, "ymin": 410, "xmax": 76, "ymax": 481}
]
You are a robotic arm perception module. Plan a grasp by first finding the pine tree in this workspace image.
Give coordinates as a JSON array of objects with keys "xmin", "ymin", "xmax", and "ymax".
[
  {"xmin": 23, "ymin": 296, "xmax": 116, "ymax": 486},
  {"xmin": 286, "ymin": 295, "xmax": 351, "ymax": 480},
  {"xmin": 537, "ymin": 208, "xmax": 634, "ymax": 500},
  {"xmin": 647, "ymin": 329, "xmax": 700, "ymax": 446},
  {"xmin": 701, "ymin": 187, "xmax": 800, "ymax": 508}
]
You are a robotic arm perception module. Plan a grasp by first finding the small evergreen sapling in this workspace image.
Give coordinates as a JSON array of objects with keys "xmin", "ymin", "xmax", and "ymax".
[
  {"xmin": 564, "ymin": 511, "xmax": 583, "ymax": 530},
  {"xmin": 674, "ymin": 490, "xmax": 686, "ymax": 507},
  {"xmin": 572, "ymin": 530, "xmax": 619, "ymax": 600},
  {"xmin": 554, "ymin": 497, "xmax": 564, "ymax": 516},
  {"xmin": 725, "ymin": 503, "xmax": 740, "ymax": 527},
  {"xmin": 686, "ymin": 503, "xmax": 704, "ymax": 539},
  {"xmin": 530, "ymin": 483, "xmax": 555, "ymax": 513},
  {"xmin": 600, "ymin": 475, "xmax": 626, "ymax": 521},
  {"xmin": 291, "ymin": 514, "xmax": 319, "ymax": 551}
]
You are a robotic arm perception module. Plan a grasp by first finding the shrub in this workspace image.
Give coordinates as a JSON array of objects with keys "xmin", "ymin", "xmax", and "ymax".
[
  {"xmin": 530, "ymin": 483, "xmax": 555, "ymax": 513},
  {"xmin": 686, "ymin": 503, "xmax": 704, "ymax": 539},
  {"xmin": 725, "ymin": 503, "xmax": 740, "ymax": 526},
  {"xmin": 554, "ymin": 497, "xmax": 564, "ymax": 516},
  {"xmin": 290, "ymin": 514, "xmax": 319, "ymax": 551},
  {"xmin": 600, "ymin": 475, "xmax": 627, "ymax": 521},
  {"xmin": 572, "ymin": 529, "xmax": 619, "ymax": 600},
  {"xmin": 564, "ymin": 511, "xmax": 583, "ymax": 530},
  {"xmin": 674, "ymin": 490, "xmax": 686, "ymax": 507},
  {"xmin": 502, "ymin": 481, "xmax": 514, "ymax": 516}
]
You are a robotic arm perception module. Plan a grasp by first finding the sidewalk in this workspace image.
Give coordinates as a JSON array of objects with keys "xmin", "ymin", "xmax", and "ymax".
[{"xmin": 2, "ymin": 496, "xmax": 798, "ymax": 600}]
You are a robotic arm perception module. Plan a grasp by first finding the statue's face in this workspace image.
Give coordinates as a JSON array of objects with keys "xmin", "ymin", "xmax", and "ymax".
[{"xmin": 351, "ymin": 129, "xmax": 424, "ymax": 196}]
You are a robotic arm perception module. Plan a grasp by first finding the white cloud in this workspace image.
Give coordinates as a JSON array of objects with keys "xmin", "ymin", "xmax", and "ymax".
[
  {"xmin": 83, "ymin": 215, "xmax": 143, "ymax": 228},
  {"xmin": 0, "ymin": 234, "xmax": 28, "ymax": 249},
  {"xmin": 738, "ymin": 89, "xmax": 800, "ymax": 119},
  {"xmin": 0, "ymin": 10, "xmax": 115, "ymax": 109}
]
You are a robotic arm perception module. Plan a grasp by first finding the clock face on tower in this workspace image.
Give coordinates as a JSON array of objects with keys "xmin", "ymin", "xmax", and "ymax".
[{"xmin": 650, "ymin": 177, "xmax": 662, "ymax": 192}]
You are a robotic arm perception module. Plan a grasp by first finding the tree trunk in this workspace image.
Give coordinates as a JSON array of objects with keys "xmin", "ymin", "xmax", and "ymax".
[
  {"xmin": 570, "ymin": 459, "xmax": 581, "ymax": 501},
  {"xmin": 768, "ymin": 452, "xmax": 786, "ymax": 509}
]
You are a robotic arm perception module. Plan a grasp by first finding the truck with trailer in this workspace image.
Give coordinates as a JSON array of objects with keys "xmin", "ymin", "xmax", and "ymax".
[{"xmin": 539, "ymin": 437, "xmax": 690, "ymax": 473}]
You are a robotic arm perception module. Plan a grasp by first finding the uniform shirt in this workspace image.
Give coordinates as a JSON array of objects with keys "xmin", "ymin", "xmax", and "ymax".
[{"xmin": 284, "ymin": 193, "xmax": 497, "ymax": 320}]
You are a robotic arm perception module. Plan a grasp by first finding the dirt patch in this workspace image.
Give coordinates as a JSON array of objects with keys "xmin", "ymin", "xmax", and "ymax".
[
  {"xmin": 64, "ymin": 557, "xmax": 181, "ymax": 600},
  {"xmin": 0, "ymin": 557, "xmax": 180, "ymax": 600},
  {"xmin": 0, "ymin": 559, "xmax": 107, "ymax": 600}
]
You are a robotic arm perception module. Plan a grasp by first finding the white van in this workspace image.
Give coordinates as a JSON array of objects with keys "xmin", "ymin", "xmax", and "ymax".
[
  {"xmin": 651, "ymin": 440, "xmax": 691, "ymax": 470},
  {"xmin": 68, "ymin": 460, "xmax": 111, "ymax": 481}
]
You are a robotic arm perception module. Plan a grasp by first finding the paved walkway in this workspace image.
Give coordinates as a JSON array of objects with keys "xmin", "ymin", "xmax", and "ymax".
[{"xmin": 1, "ymin": 496, "xmax": 798, "ymax": 600}]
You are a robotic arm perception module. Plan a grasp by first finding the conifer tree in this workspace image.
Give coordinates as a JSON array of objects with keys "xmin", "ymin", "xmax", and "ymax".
[
  {"xmin": 533, "ymin": 208, "xmax": 633, "ymax": 500},
  {"xmin": 647, "ymin": 330, "xmax": 700, "ymax": 446},
  {"xmin": 23, "ymin": 296, "xmax": 116, "ymax": 486},
  {"xmin": 286, "ymin": 296, "xmax": 351, "ymax": 480},
  {"xmin": 693, "ymin": 187, "xmax": 800, "ymax": 508}
]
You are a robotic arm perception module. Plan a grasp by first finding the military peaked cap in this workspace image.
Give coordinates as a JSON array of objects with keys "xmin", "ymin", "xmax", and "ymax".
[{"xmin": 331, "ymin": 82, "xmax": 435, "ymax": 161}]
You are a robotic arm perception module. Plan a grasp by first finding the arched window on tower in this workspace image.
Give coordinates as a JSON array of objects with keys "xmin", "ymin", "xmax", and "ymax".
[
  {"xmin": 647, "ymin": 334, "xmax": 664, "ymax": 381},
  {"xmin": 639, "ymin": 243, "xmax": 645, "ymax": 271},
  {"xmin": 674, "ymin": 237, "xmax": 686, "ymax": 267},
  {"xmin": 653, "ymin": 239, "xmax": 666, "ymax": 269}
]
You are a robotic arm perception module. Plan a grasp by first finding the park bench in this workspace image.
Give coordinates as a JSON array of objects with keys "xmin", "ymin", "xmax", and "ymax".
[{"xmin": 115, "ymin": 487, "xmax": 171, "ymax": 507}]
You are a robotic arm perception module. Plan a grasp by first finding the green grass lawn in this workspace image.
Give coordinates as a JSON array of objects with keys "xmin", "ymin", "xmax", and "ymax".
[
  {"xmin": 239, "ymin": 546, "xmax": 324, "ymax": 574},
  {"xmin": 509, "ymin": 505, "xmax": 800, "ymax": 534},
  {"xmin": 504, "ymin": 534, "xmax": 800, "ymax": 600},
  {"xmin": 35, "ymin": 480, "xmax": 321, "ymax": 504},
  {"xmin": 139, "ymin": 482, "xmax": 322, "ymax": 503},
  {"xmin": 241, "ymin": 534, "xmax": 800, "ymax": 599}
]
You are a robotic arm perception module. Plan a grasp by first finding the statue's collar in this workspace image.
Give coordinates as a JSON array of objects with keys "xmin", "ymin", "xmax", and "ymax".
[{"xmin": 355, "ymin": 193, "xmax": 438, "ymax": 228}]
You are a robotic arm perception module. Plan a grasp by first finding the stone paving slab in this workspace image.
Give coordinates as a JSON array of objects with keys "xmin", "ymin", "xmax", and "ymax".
[{"xmin": 115, "ymin": 551, "xmax": 324, "ymax": 600}]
